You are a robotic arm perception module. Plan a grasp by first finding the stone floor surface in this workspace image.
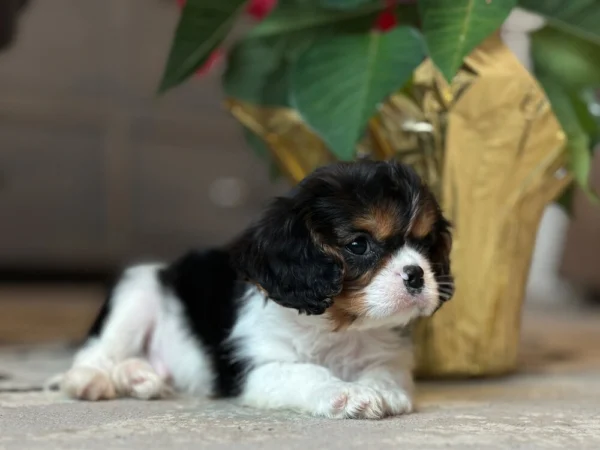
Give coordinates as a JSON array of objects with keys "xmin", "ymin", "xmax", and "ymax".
[{"xmin": 1, "ymin": 306, "xmax": 600, "ymax": 450}]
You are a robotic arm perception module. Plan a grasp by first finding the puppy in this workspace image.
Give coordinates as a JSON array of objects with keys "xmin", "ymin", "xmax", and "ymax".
[{"xmin": 59, "ymin": 160, "xmax": 454, "ymax": 419}]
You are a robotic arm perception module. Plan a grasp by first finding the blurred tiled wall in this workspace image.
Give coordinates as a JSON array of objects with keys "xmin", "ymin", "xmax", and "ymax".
[{"xmin": 0, "ymin": 0, "xmax": 286, "ymax": 271}]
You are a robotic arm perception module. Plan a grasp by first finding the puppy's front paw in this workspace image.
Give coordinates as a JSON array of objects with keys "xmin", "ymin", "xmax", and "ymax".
[
  {"xmin": 317, "ymin": 384, "xmax": 386, "ymax": 419},
  {"xmin": 111, "ymin": 358, "xmax": 167, "ymax": 400},
  {"xmin": 62, "ymin": 367, "xmax": 116, "ymax": 401},
  {"xmin": 377, "ymin": 388, "xmax": 413, "ymax": 416}
]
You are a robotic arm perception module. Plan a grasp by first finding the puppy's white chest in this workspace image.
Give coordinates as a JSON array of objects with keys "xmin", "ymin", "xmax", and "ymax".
[
  {"xmin": 231, "ymin": 291, "xmax": 405, "ymax": 381},
  {"xmin": 295, "ymin": 332, "xmax": 369, "ymax": 380}
]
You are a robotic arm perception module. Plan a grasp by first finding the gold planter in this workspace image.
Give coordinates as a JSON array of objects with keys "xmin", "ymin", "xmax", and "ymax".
[{"xmin": 226, "ymin": 34, "xmax": 571, "ymax": 378}]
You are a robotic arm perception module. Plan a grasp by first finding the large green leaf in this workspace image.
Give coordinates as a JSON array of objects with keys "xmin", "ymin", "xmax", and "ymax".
[
  {"xmin": 531, "ymin": 26, "xmax": 600, "ymax": 91},
  {"xmin": 532, "ymin": 25, "xmax": 600, "ymax": 208},
  {"xmin": 290, "ymin": 27, "xmax": 426, "ymax": 160},
  {"xmin": 419, "ymin": 0, "xmax": 516, "ymax": 83},
  {"xmin": 578, "ymin": 89, "xmax": 600, "ymax": 147},
  {"xmin": 320, "ymin": 0, "xmax": 377, "ymax": 11},
  {"xmin": 223, "ymin": 34, "xmax": 315, "ymax": 106},
  {"xmin": 225, "ymin": 1, "xmax": 413, "ymax": 106},
  {"xmin": 223, "ymin": 38, "xmax": 287, "ymax": 106},
  {"xmin": 248, "ymin": 2, "xmax": 398, "ymax": 38},
  {"xmin": 537, "ymin": 73, "xmax": 598, "ymax": 203},
  {"xmin": 159, "ymin": 0, "xmax": 247, "ymax": 93},
  {"xmin": 519, "ymin": 0, "xmax": 600, "ymax": 46},
  {"xmin": 556, "ymin": 183, "xmax": 575, "ymax": 214}
]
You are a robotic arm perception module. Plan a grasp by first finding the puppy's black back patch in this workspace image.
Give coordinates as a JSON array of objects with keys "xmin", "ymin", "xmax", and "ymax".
[{"xmin": 158, "ymin": 249, "xmax": 249, "ymax": 398}]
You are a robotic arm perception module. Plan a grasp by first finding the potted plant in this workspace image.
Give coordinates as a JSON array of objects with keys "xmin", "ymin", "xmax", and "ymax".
[{"xmin": 158, "ymin": 0, "xmax": 600, "ymax": 377}]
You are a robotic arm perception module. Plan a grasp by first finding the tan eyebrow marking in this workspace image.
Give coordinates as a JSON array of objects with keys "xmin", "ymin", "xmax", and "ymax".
[
  {"xmin": 353, "ymin": 202, "xmax": 401, "ymax": 241},
  {"xmin": 408, "ymin": 198, "xmax": 437, "ymax": 239}
]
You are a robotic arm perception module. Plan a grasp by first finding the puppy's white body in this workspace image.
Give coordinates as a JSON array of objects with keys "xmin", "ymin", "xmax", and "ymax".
[
  {"xmin": 63, "ymin": 263, "xmax": 415, "ymax": 418},
  {"xmin": 232, "ymin": 287, "xmax": 415, "ymax": 417},
  {"xmin": 60, "ymin": 161, "xmax": 454, "ymax": 419}
]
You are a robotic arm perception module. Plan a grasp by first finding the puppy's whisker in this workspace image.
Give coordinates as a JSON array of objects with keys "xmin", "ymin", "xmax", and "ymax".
[{"xmin": 439, "ymin": 290, "xmax": 453, "ymax": 297}]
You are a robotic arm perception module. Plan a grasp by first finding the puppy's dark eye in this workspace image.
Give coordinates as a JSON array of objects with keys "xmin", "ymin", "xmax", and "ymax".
[{"xmin": 346, "ymin": 237, "xmax": 369, "ymax": 255}]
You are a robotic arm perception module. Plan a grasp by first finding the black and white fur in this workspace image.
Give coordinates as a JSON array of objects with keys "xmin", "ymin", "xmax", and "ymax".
[{"xmin": 58, "ymin": 160, "xmax": 454, "ymax": 419}]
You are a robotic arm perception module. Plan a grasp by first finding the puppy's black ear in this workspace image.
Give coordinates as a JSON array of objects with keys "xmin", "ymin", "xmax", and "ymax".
[{"xmin": 229, "ymin": 198, "xmax": 344, "ymax": 315}]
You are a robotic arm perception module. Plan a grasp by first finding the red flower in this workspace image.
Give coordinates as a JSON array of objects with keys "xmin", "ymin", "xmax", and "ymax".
[
  {"xmin": 246, "ymin": 0, "xmax": 277, "ymax": 20},
  {"xmin": 374, "ymin": 9, "xmax": 398, "ymax": 32},
  {"xmin": 197, "ymin": 48, "xmax": 224, "ymax": 76}
]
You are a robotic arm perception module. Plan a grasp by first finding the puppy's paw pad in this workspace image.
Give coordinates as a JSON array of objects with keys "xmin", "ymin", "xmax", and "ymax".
[
  {"xmin": 61, "ymin": 367, "xmax": 116, "ymax": 401},
  {"xmin": 112, "ymin": 359, "xmax": 165, "ymax": 400},
  {"xmin": 345, "ymin": 386, "xmax": 385, "ymax": 419},
  {"xmin": 320, "ymin": 385, "xmax": 385, "ymax": 420},
  {"xmin": 330, "ymin": 393, "xmax": 349, "ymax": 411}
]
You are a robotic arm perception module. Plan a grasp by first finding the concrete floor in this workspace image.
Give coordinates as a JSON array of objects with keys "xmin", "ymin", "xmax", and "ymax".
[{"xmin": 1, "ymin": 306, "xmax": 600, "ymax": 449}]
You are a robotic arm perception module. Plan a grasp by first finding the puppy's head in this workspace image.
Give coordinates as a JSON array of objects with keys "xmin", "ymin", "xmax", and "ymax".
[{"xmin": 230, "ymin": 160, "xmax": 454, "ymax": 329}]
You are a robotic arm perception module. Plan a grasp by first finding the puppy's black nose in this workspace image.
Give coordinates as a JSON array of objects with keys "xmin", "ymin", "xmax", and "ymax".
[{"xmin": 402, "ymin": 265, "xmax": 424, "ymax": 290}]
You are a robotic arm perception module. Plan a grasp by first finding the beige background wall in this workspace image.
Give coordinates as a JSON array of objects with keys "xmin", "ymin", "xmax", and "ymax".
[{"xmin": 0, "ymin": 0, "xmax": 286, "ymax": 271}]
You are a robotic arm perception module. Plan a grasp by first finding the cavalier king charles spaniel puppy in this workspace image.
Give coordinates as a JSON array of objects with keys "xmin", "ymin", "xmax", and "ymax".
[{"xmin": 58, "ymin": 160, "xmax": 454, "ymax": 419}]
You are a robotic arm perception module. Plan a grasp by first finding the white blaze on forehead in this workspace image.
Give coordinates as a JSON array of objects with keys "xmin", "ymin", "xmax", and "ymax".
[
  {"xmin": 389, "ymin": 246, "xmax": 426, "ymax": 273},
  {"xmin": 408, "ymin": 190, "xmax": 421, "ymax": 230}
]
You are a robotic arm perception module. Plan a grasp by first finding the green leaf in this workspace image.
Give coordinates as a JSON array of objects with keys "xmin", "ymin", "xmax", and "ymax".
[
  {"xmin": 320, "ymin": 0, "xmax": 377, "ymax": 11},
  {"xmin": 571, "ymin": 89, "xmax": 600, "ymax": 147},
  {"xmin": 531, "ymin": 26, "xmax": 600, "ymax": 91},
  {"xmin": 224, "ymin": 38, "xmax": 285, "ymax": 105},
  {"xmin": 518, "ymin": 0, "xmax": 600, "ymax": 46},
  {"xmin": 248, "ymin": 2, "xmax": 386, "ymax": 38},
  {"xmin": 537, "ymin": 73, "xmax": 599, "ymax": 202},
  {"xmin": 532, "ymin": 25, "xmax": 600, "ymax": 205},
  {"xmin": 419, "ymin": 0, "xmax": 516, "ymax": 82},
  {"xmin": 556, "ymin": 183, "xmax": 575, "ymax": 214},
  {"xmin": 579, "ymin": 89, "xmax": 600, "ymax": 146},
  {"xmin": 225, "ymin": 1, "xmax": 418, "ymax": 106},
  {"xmin": 224, "ymin": 35, "xmax": 315, "ymax": 106},
  {"xmin": 158, "ymin": 0, "xmax": 247, "ymax": 93},
  {"xmin": 290, "ymin": 27, "xmax": 426, "ymax": 160}
]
